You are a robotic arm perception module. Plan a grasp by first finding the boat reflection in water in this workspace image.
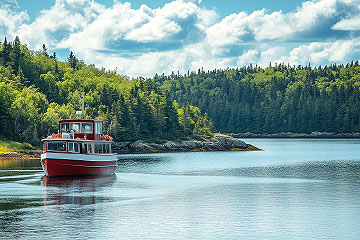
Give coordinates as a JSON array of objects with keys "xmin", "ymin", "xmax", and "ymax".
[{"xmin": 42, "ymin": 174, "xmax": 116, "ymax": 206}]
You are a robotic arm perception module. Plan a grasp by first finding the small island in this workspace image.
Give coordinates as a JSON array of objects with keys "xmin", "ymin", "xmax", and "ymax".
[{"xmin": 112, "ymin": 134, "xmax": 260, "ymax": 153}]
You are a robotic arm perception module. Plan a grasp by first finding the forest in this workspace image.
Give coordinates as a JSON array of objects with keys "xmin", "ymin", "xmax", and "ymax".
[
  {"xmin": 0, "ymin": 37, "xmax": 213, "ymax": 145},
  {"xmin": 1, "ymin": 36, "xmax": 360, "ymax": 146},
  {"xmin": 153, "ymin": 62, "xmax": 360, "ymax": 134}
]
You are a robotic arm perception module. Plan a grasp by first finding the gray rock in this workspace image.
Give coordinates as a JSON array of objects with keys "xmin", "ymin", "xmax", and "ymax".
[
  {"xmin": 113, "ymin": 141, "xmax": 131, "ymax": 148},
  {"xmin": 163, "ymin": 141, "xmax": 181, "ymax": 149},
  {"xmin": 111, "ymin": 134, "xmax": 254, "ymax": 153},
  {"xmin": 212, "ymin": 134, "xmax": 247, "ymax": 148},
  {"xmin": 147, "ymin": 143, "xmax": 164, "ymax": 149},
  {"xmin": 182, "ymin": 140, "xmax": 200, "ymax": 149},
  {"xmin": 203, "ymin": 141, "xmax": 222, "ymax": 150},
  {"xmin": 25, "ymin": 150, "xmax": 42, "ymax": 155},
  {"xmin": 112, "ymin": 142, "xmax": 131, "ymax": 151},
  {"xmin": 129, "ymin": 140, "xmax": 154, "ymax": 150},
  {"xmin": 0, "ymin": 151, "xmax": 20, "ymax": 156}
]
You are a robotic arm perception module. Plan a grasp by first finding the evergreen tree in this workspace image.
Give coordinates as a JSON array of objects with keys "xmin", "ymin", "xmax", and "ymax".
[
  {"xmin": 68, "ymin": 51, "xmax": 77, "ymax": 69},
  {"xmin": 2, "ymin": 36, "xmax": 360, "ymax": 145},
  {"xmin": 10, "ymin": 36, "xmax": 22, "ymax": 72},
  {"xmin": 2, "ymin": 37, "xmax": 11, "ymax": 65},
  {"xmin": 52, "ymin": 52, "xmax": 59, "ymax": 74},
  {"xmin": 42, "ymin": 44, "xmax": 49, "ymax": 57},
  {"xmin": 163, "ymin": 93, "xmax": 180, "ymax": 137}
]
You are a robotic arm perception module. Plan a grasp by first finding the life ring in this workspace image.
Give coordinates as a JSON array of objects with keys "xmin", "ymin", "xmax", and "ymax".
[
  {"xmin": 104, "ymin": 135, "xmax": 113, "ymax": 141},
  {"xmin": 50, "ymin": 133, "xmax": 61, "ymax": 139}
]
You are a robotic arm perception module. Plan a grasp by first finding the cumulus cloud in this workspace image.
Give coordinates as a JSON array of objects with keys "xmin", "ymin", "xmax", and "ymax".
[
  {"xmin": 185, "ymin": 0, "xmax": 202, "ymax": 4},
  {"xmin": 58, "ymin": 0, "xmax": 216, "ymax": 54},
  {"xmin": 237, "ymin": 49, "xmax": 259, "ymax": 66},
  {"xmin": 53, "ymin": 0, "xmax": 218, "ymax": 75},
  {"xmin": 0, "ymin": 2, "xmax": 28, "ymax": 40},
  {"xmin": 0, "ymin": 0, "xmax": 19, "ymax": 10},
  {"xmin": 258, "ymin": 47, "xmax": 287, "ymax": 67},
  {"xmin": 206, "ymin": 0, "xmax": 360, "ymax": 50},
  {"xmin": 124, "ymin": 0, "xmax": 209, "ymax": 43},
  {"xmin": 288, "ymin": 39, "xmax": 360, "ymax": 66},
  {"xmin": 1, "ymin": 0, "xmax": 360, "ymax": 76},
  {"xmin": 203, "ymin": 0, "xmax": 360, "ymax": 70},
  {"xmin": 332, "ymin": 16, "xmax": 360, "ymax": 30},
  {"xmin": 17, "ymin": 0, "xmax": 104, "ymax": 49}
]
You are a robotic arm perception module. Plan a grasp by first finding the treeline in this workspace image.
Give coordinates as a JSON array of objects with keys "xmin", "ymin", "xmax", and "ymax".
[
  {"xmin": 0, "ymin": 37, "xmax": 213, "ymax": 145},
  {"xmin": 2, "ymin": 36, "xmax": 359, "ymax": 144},
  {"xmin": 153, "ymin": 63, "xmax": 360, "ymax": 133}
]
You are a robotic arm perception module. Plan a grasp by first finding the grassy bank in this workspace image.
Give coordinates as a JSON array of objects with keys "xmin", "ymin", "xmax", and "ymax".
[{"xmin": 0, "ymin": 140, "xmax": 39, "ymax": 154}]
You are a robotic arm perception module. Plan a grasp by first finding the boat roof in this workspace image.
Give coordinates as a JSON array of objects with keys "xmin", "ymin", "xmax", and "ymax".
[
  {"xmin": 59, "ymin": 119, "xmax": 103, "ymax": 122},
  {"xmin": 42, "ymin": 138, "xmax": 113, "ymax": 143}
]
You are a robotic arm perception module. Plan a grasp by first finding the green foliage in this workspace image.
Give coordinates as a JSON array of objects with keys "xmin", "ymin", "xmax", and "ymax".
[
  {"xmin": 0, "ymin": 140, "xmax": 37, "ymax": 153},
  {"xmin": 153, "ymin": 63, "xmax": 360, "ymax": 134},
  {"xmin": 4, "ymin": 36, "xmax": 359, "ymax": 145},
  {"xmin": 177, "ymin": 103, "xmax": 213, "ymax": 138},
  {"xmin": 193, "ymin": 113, "xmax": 213, "ymax": 138},
  {"xmin": 11, "ymin": 87, "xmax": 49, "ymax": 145},
  {"xmin": 0, "ymin": 37, "xmax": 213, "ymax": 145}
]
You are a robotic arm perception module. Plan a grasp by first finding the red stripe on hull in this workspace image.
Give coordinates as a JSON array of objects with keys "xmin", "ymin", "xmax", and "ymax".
[{"xmin": 41, "ymin": 158, "xmax": 117, "ymax": 177}]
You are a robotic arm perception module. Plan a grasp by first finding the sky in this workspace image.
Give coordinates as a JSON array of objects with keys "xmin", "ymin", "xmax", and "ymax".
[{"xmin": 1, "ymin": 0, "xmax": 360, "ymax": 77}]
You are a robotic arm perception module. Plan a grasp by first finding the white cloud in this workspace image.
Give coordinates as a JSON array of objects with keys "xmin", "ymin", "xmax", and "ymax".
[
  {"xmin": 332, "ymin": 16, "xmax": 360, "ymax": 30},
  {"xmin": 57, "ymin": 0, "xmax": 216, "ymax": 52},
  {"xmin": 0, "ymin": 0, "xmax": 19, "ymax": 10},
  {"xmin": 1, "ymin": 0, "xmax": 360, "ymax": 77},
  {"xmin": 288, "ymin": 39, "xmax": 360, "ymax": 66},
  {"xmin": 185, "ymin": 0, "xmax": 202, "ymax": 4},
  {"xmin": 16, "ymin": 0, "xmax": 104, "ymax": 49},
  {"xmin": 258, "ymin": 47, "xmax": 286, "ymax": 67},
  {"xmin": 206, "ymin": 0, "xmax": 355, "ymax": 49},
  {"xmin": 52, "ymin": 0, "xmax": 218, "ymax": 76},
  {"xmin": 0, "ymin": 7, "xmax": 28, "ymax": 40},
  {"xmin": 237, "ymin": 50, "xmax": 259, "ymax": 66}
]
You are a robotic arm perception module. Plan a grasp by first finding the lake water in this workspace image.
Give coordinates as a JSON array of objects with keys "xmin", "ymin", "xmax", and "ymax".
[{"xmin": 1, "ymin": 138, "xmax": 360, "ymax": 239}]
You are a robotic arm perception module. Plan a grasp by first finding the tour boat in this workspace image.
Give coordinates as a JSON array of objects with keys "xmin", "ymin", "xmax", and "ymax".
[{"xmin": 41, "ymin": 114, "xmax": 118, "ymax": 177}]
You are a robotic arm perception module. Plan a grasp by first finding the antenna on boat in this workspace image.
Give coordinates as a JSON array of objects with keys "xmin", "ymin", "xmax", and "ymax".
[
  {"xmin": 76, "ymin": 92, "xmax": 85, "ymax": 119},
  {"xmin": 76, "ymin": 111, "xmax": 82, "ymax": 119},
  {"xmin": 82, "ymin": 92, "xmax": 85, "ymax": 112}
]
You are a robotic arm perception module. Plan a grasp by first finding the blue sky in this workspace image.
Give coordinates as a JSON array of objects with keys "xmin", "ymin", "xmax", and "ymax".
[
  {"xmin": 1, "ymin": 0, "xmax": 360, "ymax": 77},
  {"xmin": 16, "ymin": 0, "xmax": 306, "ymax": 20}
]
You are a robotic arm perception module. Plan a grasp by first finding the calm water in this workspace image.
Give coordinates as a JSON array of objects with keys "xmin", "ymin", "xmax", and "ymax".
[{"xmin": 1, "ymin": 139, "xmax": 360, "ymax": 239}]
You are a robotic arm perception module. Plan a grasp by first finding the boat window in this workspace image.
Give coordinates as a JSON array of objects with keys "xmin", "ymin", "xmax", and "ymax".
[
  {"xmin": 81, "ymin": 143, "xmax": 87, "ymax": 154},
  {"xmin": 95, "ymin": 122, "xmax": 103, "ymax": 134},
  {"xmin": 95, "ymin": 144, "xmax": 101, "ymax": 154},
  {"xmin": 74, "ymin": 143, "xmax": 79, "ymax": 153},
  {"xmin": 104, "ymin": 144, "xmax": 110, "ymax": 154},
  {"xmin": 60, "ymin": 123, "xmax": 69, "ymax": 133},
  {"xmin": 70, "ymin": 123, "xmax": 80, "ymax": 133},
  {"xmin": 68, "ymin": 142, "xmax": 73, "ymax": 152},
  {"xmin": 82, "ymin": 122, "xmax": 93, "ymax": 134},
  {"xmin": 68, "ymin": 142, "xmax": 79, "ymax": 153},
  {"xmin": 87, "ymin": 143, "xmax": 93, "ymax": 154},
  {"xmin": 94, "ymin": 143, "xmax": 110, "ymax": 154},
  {"xmin": 47, "ymin": 142, "xmax": 66, "ymax": 152}
]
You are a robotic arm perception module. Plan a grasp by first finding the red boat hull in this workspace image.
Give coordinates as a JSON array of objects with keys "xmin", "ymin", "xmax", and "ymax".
[{"xmin": 41, "ymin": 158, "xmax": 117, "ymax": 177}]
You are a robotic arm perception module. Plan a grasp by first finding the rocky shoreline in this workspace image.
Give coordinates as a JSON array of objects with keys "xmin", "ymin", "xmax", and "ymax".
[
  {"xmin": 0, "ymin": 134, "xmax": 260, "ymax": 159},
  {"xmin": 112, "ymin": 134, "xmax": 260, "ymax": 153},
  {"xmin": 0, "ymin": 150, "xmax": 42, "ymax": 160},
  {"xmin": 231, "ymin": 132, "xmax": 360, "ymax": 138},
  {"xmin": 2, "ymin": 131, "xmax": 359, "ymax": 158}
]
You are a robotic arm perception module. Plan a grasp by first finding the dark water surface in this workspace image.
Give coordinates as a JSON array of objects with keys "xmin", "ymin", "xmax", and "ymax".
[{"xmin": 1, "ymin": 139, "xmax": 360, "ymax": 239}]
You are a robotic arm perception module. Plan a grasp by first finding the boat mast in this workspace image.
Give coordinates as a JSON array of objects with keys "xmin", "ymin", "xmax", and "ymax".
[
  {"xmin": 76, "ymin": 92, "xmax": 85, "ymax": 119},
  {"xmin": 82, "ymin": 92, "xmax": 85, "ymax": 113}
]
